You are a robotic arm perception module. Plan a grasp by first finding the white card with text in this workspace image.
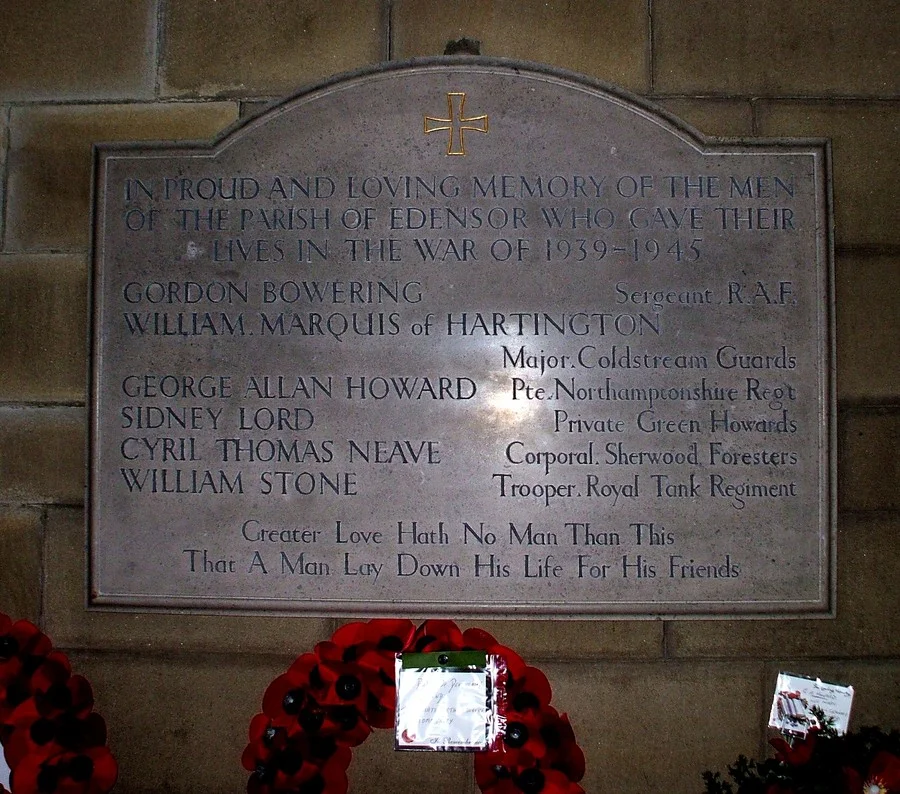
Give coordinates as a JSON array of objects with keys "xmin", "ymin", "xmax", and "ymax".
[
  {"xmin": 768, "ymin": 672, "xmax": 854, "ymax": 737},
  {"xmin": 395, "ymin": 652, "xmax": 497, "ymax": 751}
]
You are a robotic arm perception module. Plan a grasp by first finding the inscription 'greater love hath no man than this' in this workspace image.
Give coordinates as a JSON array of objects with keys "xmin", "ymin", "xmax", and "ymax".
[{"xmin": 89, "ymin": 62, "xmax": 834, "ymax": 618}]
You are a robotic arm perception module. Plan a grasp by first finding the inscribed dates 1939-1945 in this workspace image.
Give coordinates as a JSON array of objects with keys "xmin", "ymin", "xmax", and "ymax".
[{"xmin": 89, "ymin": 60, "xmax": 834, "ymax": 618}]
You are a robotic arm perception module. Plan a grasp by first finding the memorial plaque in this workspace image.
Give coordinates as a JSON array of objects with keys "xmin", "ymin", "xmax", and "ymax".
[{"xmin": 89, "ymin": 59, "xmax": 835, "ymax": 618}]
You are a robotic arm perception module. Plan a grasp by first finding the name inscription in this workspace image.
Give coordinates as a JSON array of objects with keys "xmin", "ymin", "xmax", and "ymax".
[{"xmin": 89, "ymin": 62, "xmax": 834, "ymax": 617}]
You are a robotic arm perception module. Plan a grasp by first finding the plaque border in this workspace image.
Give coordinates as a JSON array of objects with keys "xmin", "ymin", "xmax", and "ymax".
[{"xmin": 86, "ymin": 57, "xmax": 836, "ymax": 620}]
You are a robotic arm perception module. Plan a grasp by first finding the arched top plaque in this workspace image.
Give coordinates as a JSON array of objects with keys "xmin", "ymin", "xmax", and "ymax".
[{"xmin": 89, "ymin": 59, "xmax": 834, "ymax": 618}]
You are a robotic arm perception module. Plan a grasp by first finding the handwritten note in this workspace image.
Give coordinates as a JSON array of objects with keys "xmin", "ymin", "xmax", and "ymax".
[{"xmin": 395, "ymin": 661, "xmax": 493, "ymax": 750}]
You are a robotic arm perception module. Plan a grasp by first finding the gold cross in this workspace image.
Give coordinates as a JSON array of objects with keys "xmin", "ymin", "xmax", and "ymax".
[{"xmin": 424, "ymin": 92, "xmax": 489, "ymax": 156}]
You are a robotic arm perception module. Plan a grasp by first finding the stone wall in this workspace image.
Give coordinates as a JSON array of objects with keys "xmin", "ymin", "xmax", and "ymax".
[{"xmin": 1, "ymin": 2, "xmax": 897, "ymax": 791}]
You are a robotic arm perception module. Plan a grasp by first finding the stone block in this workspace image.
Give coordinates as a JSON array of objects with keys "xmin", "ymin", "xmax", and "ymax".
[
  {"xmin": 840, "ymin": 409, "xmax": 900, "ymax": 512},
  {"xmin": 763, "ymin": 662, "xmax": 900, "ymax": 731},
  {"xmin": 546, "ymin": 660, "xmax": 766, "ymax": 793},
  {"xmin": 0, "ymin": 254, "xmax": 88, "ymax": 402},
  {"xmin": 67, "ymin": 651, "xmax": 277, "ymax": 794},
  {"xmin": 43, "ymin": 507, "xmax": 333, "ymax": 654},
  {"xmin": 464, "ymin": 619, "xmax": 663, "ymax": 660},
  {"xmin": 392, "ymin": 0, "xmax": 649, "ymax": 92},
  {"xmin": 0, "ymin": 507, "xmax": 43, "ymax": 623},
  {"xmin": 669, "ymin": 515, "xmax": 900, "ymax": 658},
  {"xmin": 756, "ymin": 102, "xmax": 900, "ymax": 248},
  {"xmin": 657, "ymin": 98, "xmax": 754, "ymax": 138},
  {"xmin": 836, "ymin": 253, "xmax": 900, "ymax": 402},
  {"xmin": 1, "ymin": 108, "xmax": 7, "ymax": 247},
  {"xmin": 654, "ymin": 0, "xmax": 900, "ymax": 97},
  {"xmin": 0, "ymin": 407, "xmax": 85, "ymax": 504},
  {"xmin": 5, "ymin": 103, "xmax": 239, "ymax": 252},
  {"xmin": 0, "ymin": 1, "xmax": 156, "ymax": 102},
  {"xmin": 161, "ymin": 0, "xmax": 384, "ymax": 97}
]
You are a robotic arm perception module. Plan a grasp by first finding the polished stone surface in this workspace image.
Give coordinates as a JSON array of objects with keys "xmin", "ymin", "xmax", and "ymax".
[{"xmin": 89, "ymin": 60, "xmax": 834, "ymax": 617}]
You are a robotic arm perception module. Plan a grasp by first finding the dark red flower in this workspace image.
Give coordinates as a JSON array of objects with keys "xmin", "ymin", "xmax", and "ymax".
[
  {"xmin": 325, "ymin": 620, "xmax": 418, "ymax": 728},
  {"xmin": 262, "ymin": 655, "xmax": 319, "ymax": 722},
  {"xmin": 462, "ymin": 627, "xmax": 501, "ymax": 651},
  {"xmin": 11, "ymin": 745, "xmax": 117, "ymax": 794},
  {"xmin": 5, "ymin": 700, "xmax": 108, "ymax": 769},
  {"xmin": 409, "ymin": 620, "xmax": 465, "ymax": 652},
  {"xmin": 844, "ymin": 751, "xmax": 900, "ymax": 793},
  {"xmin": 243, "ymin": 725, "xmax": 351, "ymax": 794},
  {"xmin": 332, "ymin": 619, "xmax": 415, "ymax": 657},
  {"xmin": 476, "ymin": 758, "xmax": 585, "ymax": 794},
  {"xmin": 312, "ymin": 642, "xmax": 371, "ymax": 713},
  {"xmin": 0, "ymin": 621, "xmax": 53, "ymax": 723},
  {"xmin": 770, "ymin": 733, "xmax": 816, "ymax": 766}
]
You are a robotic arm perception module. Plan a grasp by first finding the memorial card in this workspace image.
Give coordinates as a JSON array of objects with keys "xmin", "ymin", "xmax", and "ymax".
[
  {"xmin": 769, "ymin": 672, "xmax": 854, "ymax": 737},
  {"xmin": 395, "ymin": 652, "xmax": 501, "ymax": 751}
]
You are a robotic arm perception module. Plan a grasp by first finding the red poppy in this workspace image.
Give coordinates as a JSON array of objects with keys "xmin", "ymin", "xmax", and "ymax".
[
  {"xmin": 311, "ymin": 643, "xmax": 371, "ymax": 713},
  {"xmin": 506, "ymin": 664, "xmax": 553, "ymax": 715},
  {"xmin": 476, "ymin": 761, "xmax": 585, "ymax": 794},
  {"xmin": 540, "ymin": 713, "xmax": 584, "ymax": 782},
  {"xmin": 11, "ymin": 745, "xmax": 117, "ymax": 794},
  {"xmin": 325, "ymin": 620, "xmax": 417, "ymax": 727},
  {"xmin": 262, "ymin": 655, "xmax": 319, "ymax": 721},
  {"xmin": 843, "ymin": 751, "xmax": 900, "ymax": 793},
  {"xmin": 1, "ymin": 622, "xmax": 53, "ymax": 723},
  {"xmin": 0, "ymin": 622, "xmax": 52, "ymax": 682},
  {"xmin": 770, "ymin": 733, "xmax": 816, "ymax": 766},
  {"xmin": 243, "ymin": 727, "xmax": 351, "ymax": 794},
  {"xmin": 475, "ymin": 750, "xmax": 538, "ymax": 790},
  {"xmin": 332, "ymin": 619, "xmax": 415, "ymax": 657},
  {"xmin": 4, "ymin": 701, "xmax": 108, "ymax": 769},
  {"xmin": 462, "ymin": 627, "xmax": 501, "ymax": 651},
  {"xmin": 409, "ymin": 620, "xmax": 465, "ymax": 652}
]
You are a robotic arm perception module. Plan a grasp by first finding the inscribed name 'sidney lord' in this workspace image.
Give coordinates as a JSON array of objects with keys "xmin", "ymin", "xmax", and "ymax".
[{"xmin": 89, "ymin": 61, "xmax": 834, "ymax": 617}]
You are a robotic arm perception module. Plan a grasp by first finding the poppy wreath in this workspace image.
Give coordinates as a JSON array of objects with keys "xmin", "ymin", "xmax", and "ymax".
[
  {"xmin": 243, "ymin": 619, "xmax": 586, "ymax": 794},
  {"xmin": 0, "ymin": 613, "xmax": 117, "ymax": 794},
  {"xmin": 703, "ymin": 722, "xmax": 900, "ymax": 793}
]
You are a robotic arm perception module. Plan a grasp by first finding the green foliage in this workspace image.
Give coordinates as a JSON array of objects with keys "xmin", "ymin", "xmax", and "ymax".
[{"xmin": 702, "ymin": 726, "xmax": 900, "ymax": 794}]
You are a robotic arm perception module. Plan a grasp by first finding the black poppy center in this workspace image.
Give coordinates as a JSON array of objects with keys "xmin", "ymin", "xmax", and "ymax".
[
  {"xmin": 0, "ymin": 635, "xmax": 19, "ymax": 659},
  {"xmin": 377, "ymin": 636, "xmax": 404, "ymax": 652},
  {"xmin": 36, "ymin": 765, "xmax": 60, "ymax": 793},
  {"xmin": 514, "ymin": 691, "xmax": 541, "ymax": 712},
  {"xmin": 335, "ymin": 674, "xmax": 362, "ymax": 701},
  {"xmin": 278, "ymin": 749, "xmax": 304, "ymax": 776},
  {"xmin": 254, "ymin": 763, "xmax": 274, "ymax": 784},
  {"xmin": 516, "ymin": 767, "xmax": 546, "ymax": 794},
  {"xmin": 505, "ymin": 722, "xmax": 529, "ymax": 748},
  {"xmin": 30, "ymin": 718, "xmax": 57, "ymax": 746},
  {"xmin": 53, "ymin": 714, "xmax": 81, "ymax": 748},
  {"xmin": 69, "ymin": 755, "xmax": 94, "ymax": 783},
  {"xmin": 282, "ymin": 688, "xmax": 304, "ymax": 715},
  {"xmin": 332, "ymin": 705, "xmax": 359, "ymax": 730},
  {"xmin": 6, "ymin": 679, "xmax": 30, "ymax": 708},
  {"xmin": 299, "ymin": 707, "xmax": 325, "ymax": 733},
  {"xmin": 46, "ymin": 682, "xmax": 73, "ymax": 711},
  {"xmin": 309, "ymin": 735, "xmax": 337, "ymax": 760}
]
